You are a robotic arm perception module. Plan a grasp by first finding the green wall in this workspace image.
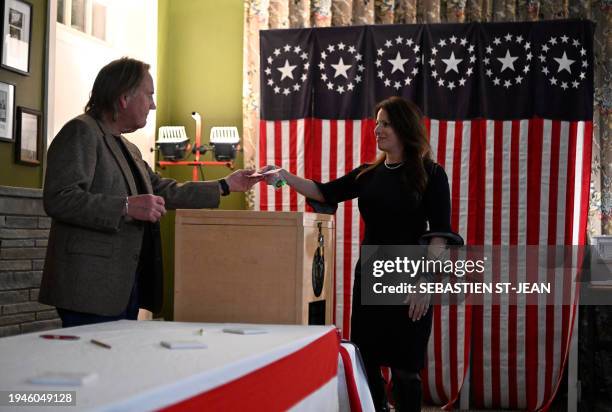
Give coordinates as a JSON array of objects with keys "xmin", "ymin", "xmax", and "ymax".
[
  {"xmin": 0, "ymin": 0, "xmax": 48, "ymax": 188},
  {"xmin": 157, "ymin": 0, "xmax": 245, "ymax": 319}
]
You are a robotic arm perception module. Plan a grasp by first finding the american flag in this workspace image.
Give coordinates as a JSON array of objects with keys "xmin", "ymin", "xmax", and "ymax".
[{"xmin": 255, "ymin": 20, "xmax": 593, "ymax": 410}]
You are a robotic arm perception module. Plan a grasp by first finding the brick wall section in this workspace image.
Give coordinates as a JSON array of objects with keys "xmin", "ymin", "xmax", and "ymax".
[{"xmin": 0, "ymin": 186, "xmax": 60, "ymax": 336}]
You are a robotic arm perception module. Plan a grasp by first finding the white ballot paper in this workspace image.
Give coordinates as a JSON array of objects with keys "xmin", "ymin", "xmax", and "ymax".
[
  {"xmin": 247, "ymin": 169, "xmax": 282, "ymax": 178},
  {"xmin": 160, "ymin": 340, "xmax": 208, "ymax": 349},
  {"xmin": 28, "ymin": 372, "xmax": 98, "ymax": 386},
  {"xmin": 222, "ymin": 327, "xmax": 268, "ymax": 335}
]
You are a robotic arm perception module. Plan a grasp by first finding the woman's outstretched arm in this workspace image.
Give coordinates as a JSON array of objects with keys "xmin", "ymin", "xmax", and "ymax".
[{"xmin": 260, "ymin": 166, "xmax": 325, "ymax": 202}]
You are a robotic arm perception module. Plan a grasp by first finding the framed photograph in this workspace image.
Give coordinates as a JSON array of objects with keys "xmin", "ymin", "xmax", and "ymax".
[
  {"xmin": 0, "ymin": 80, "xmax": 14, "ymax": 141},
  {"xmin": 15, "ymin": 106, "xmax": 40, "ymax": 165},
  {"xmin": 1, "ymin": 0, "xmax": 32, "ymax": 75}
]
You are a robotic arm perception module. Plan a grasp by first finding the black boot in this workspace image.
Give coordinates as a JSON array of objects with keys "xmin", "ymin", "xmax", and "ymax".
[
  {"xmin": 391, "ymin": 368, "xmax": 422, "ymax": 412},
  {"xmin": 364, "ymin": 362, "xmax": 390, "ymax": 412}
]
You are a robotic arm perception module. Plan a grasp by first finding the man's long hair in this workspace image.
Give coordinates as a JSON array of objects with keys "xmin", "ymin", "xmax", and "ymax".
[
  {"xmin": 84, "ymin": 57, "xmax": 150, "ymax": 120},
  {"xmin": 358, "ymin": 97, "xmax": 432, "ymax": 194}
]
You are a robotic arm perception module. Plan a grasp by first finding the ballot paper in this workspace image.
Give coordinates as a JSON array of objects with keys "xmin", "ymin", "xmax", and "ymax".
[
  {"xmin": 247, "ymin": 169, "xmax": 282, "ymax": 178},
  {"xmin": 222, "ymin": 327, "xmax": 268, "ymax": 335},
  {"xmin": 160, "ymin": 340, "xmax": 208, "ymax": 349},
  {"xmin": 28, "ymin": 372, "xmax": 98, "ymax": 386}
]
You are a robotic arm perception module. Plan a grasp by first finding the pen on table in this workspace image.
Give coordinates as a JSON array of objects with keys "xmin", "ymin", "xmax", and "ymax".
[
  {"xmin": 40, "ymin": 334, "xmax": 80, "ymax": 340},
  {"xmin": 90, "ymin": 339, "xmax": 112, "ymax": 349}
]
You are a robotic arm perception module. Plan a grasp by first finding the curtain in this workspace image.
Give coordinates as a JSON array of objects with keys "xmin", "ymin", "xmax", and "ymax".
[
  {"xmin": 242, "ymin": 1, "xmax": 611, "ymax": 409},
  {"xmin": 243, "ymin": 0, "xmax": 610, "ymax": 236}
]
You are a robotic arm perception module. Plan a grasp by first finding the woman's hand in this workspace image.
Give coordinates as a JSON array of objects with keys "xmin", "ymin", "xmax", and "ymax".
[
  {"xmin": 258, "ymin": 165, "xmax": 284, "ymax": 185},
  {"xmin": 404, "ymin": 288, "xmax": 431, "ymax": 321},
  {"xmin": 256, "ymin": 165, "xmax": 325, "ymax": 201},
  {"xmin": 403, "ymin": 236, "xmax": 446, "ymax": 321}
]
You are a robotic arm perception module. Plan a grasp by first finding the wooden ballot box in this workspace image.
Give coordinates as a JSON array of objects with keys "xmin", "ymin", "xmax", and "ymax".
[{"xmin": 174, "ymin": 210, "xmax": 335, "ymax": 325}]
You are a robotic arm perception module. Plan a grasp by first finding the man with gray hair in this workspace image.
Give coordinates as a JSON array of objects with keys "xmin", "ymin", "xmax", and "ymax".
[{"xmin": 40, "ymin": 57, "xmax": 260, "ymax": 327}]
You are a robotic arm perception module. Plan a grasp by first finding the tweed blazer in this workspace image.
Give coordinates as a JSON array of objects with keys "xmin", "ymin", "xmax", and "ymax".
[{"xmin": 39, "ymin": 114, "xmax": 220, "ymax": 315}]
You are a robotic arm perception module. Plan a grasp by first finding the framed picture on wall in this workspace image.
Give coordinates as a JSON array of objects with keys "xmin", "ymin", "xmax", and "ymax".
[
  {"xmin": 0, "ymin": 80, "xmax": 14, "ymax": 141},
  {"xmin": 15, "ymin": 106, "xmax": 40, "ymax": 165},
  {"xmin": 0, "ymin": 0, "xmax": 32, "ymax": 75}
]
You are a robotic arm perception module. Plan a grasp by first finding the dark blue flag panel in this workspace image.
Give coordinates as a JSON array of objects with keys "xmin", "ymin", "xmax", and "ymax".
[{"xmin": 260, "ymin": 19, "xmax": 594, "ymax": 121}]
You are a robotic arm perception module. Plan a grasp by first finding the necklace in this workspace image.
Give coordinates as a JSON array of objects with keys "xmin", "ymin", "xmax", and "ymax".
[{"xmin": 384, "ymin": 160, "xmax": 404, "ymax": 170}]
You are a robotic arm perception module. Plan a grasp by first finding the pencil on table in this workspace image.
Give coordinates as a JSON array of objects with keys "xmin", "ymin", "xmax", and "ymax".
[{"xmin": 90, "ymin": 339, "xmax": 112, "ymax": 349}]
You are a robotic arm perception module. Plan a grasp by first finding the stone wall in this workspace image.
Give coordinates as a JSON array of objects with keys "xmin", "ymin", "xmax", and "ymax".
[{"xmin": 0, "ymin": 186, "xmax": 59, "ymax": 336}]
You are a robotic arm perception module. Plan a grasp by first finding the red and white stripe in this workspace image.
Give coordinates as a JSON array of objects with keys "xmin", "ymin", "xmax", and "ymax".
[
  {"xmin": 254, "ymin": 117, "xmax": 592, "ymax": 411},
  {"xmin": 161, "ymin": 328, "xmax": 339, "ymax": 411},
  {"xmin": 422, "ymin": 119, "xmax": 472, "ymax": 408},
  {"xmin": 255, "ymin": 118, "xmax": 376, "ymax": 339},
  {"xmin": 426, "ymin": 118, "xmax": 591, "ymax": 411}
]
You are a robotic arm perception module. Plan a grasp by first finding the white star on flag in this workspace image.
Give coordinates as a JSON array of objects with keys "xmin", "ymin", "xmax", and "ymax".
[
  {"xmin": 265, "ymin": 43, "xmax": 310, "ymax": 97},
  {"xmin": 388, "ymin": 51, "xmax": 409, "ymax": 73},
  {"xmin": 442, "ymin": 51, "xmax": 462, "ymax": 73},
  {"xmin": 497, "ymin": 49, "xmax": 518, "ymax": 72},
  {"xmin": 554, "ymin": 51, "xmax": 575, "ymax": 74},
  {"xmin": 331, "ymin": 57, "xmax": 352, "ymax": 78},
  {"xmin": 277, "ymin": 59, "xmax": 297, "ymax": 80}
]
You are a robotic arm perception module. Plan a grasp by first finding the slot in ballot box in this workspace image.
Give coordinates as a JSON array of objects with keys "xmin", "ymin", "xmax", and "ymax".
[{"xmin": 174, "ymin": 210, "xmax": 335, "ymax": 325}]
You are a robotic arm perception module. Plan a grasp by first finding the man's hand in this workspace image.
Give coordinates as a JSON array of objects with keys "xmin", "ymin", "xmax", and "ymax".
[
  {"xmin": 224, "ymin": 169, "xmax": 262, "ymax": 192},
  {"xmin": 127, "ymin": 194, "xmax": 166, "ymax": 222}
]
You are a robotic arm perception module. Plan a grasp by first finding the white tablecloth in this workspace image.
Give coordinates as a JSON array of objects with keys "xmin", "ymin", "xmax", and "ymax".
[
  {"xmin": 0, "ymin": 320, "xmax": 338, "ymax": 411},
  {"xmin": 338, "ymin": 342, "xmax": 375, "ymax": 412}
]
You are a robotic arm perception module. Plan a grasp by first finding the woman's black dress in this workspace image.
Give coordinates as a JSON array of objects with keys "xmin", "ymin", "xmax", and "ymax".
[{"xmin": 316, "ymin": 160, "xmax": 452, "ymax": 371}]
